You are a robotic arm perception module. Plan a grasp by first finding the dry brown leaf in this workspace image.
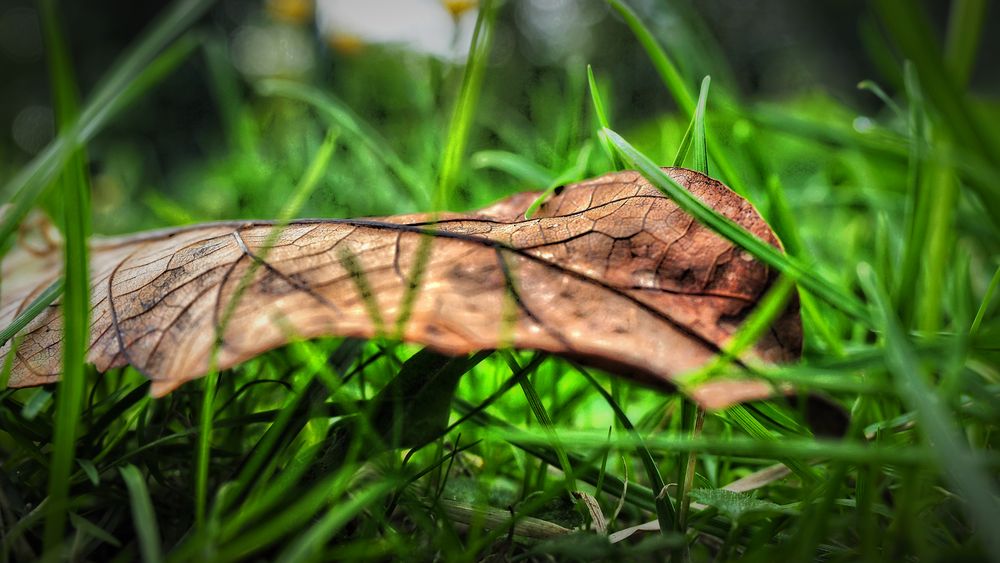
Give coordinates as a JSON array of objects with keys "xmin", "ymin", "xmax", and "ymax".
[{"xmin": 0, "ymin": 168, "xmax": 800, "ymax": 407}]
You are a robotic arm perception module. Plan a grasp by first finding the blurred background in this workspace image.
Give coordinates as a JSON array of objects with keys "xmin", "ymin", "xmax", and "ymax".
[{"xmin": 0, "ymin": 0, "xmax": 997, "ymax": 233}]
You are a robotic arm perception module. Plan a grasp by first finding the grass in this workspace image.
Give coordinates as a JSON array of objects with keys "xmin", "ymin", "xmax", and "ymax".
[
  {"xmin": 37, "ymin": 0, "xmax": 91, "ymax": 553},
  {"xmin": 1, "ymin": 0, "xmax": 999, "ymax": 561}
]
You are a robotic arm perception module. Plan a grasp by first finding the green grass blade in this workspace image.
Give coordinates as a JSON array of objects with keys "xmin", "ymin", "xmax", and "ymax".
[
  {"xmin": 398, "ymin": 6, "xmax": 503, "ymax": 327},
  {"xmin": 502, "ymin": 352, "xmax": 576, "ymax": 492},
  {"xmin": 873, "ymin": 0, "xmax": 1000, "ymax": 219},
  {"xmin": 723, "ymin": 404, "xmax": 817, "ymax": 483},
  {"xmin": 21, "ymin": 389, "xmax": 53, "ymax": 420},
  {"xmin": 470, "ymin": 150, "xmax": 555, "ymax": 186},
  {"xmin": 670, "ymin": 75, "xmax": 711, "ymax": 171},
  {"xmin": 489, "ymin": 428, "xmax": 1000, "ymax": 468},
  {"xmin": 444, "ymin": 353, "xmax": 546, "ymax": 435},
  {"xmin": 193, "ymin": 372, "xmax": 218, "ymax": 532},
  {"xmin": 682, "ymin": 274, "xmax": 797, "ymax": 387},
  {"xmin": 944, "ymin": 0, "xmax": 987, "ymax": 88},
  {"xmin": 759, "ymin": 173, "xmax": 843, "ymax": 354},
  {"xmin": 524, "ymin": 142, "xmax": 593, "ymax": 218},
  {"xmin": 111, "ymin": 32, "xmax": 201, "ymax": 123},
  {"xmin": 0, "ymin": 278, "xmax": 63, "ymax": 350},
  {"xmin": 604, "ymin": 128, "xmax": 872, "ymax": 324},
  {"xmin": 69, "ymin": 512, "xmax": 121, "ymax": 548},
  {"xmin": 857, "ymin": 79, "xmax": 904, "ymax": 120},
  {"xmin": 276, "ymin": 481, "xmax": 394, "ymax": 563},
  {"xmin": 337, "ymin": 247, "xmax": 387, "ymax": 337},
  {"xmin": 211, "ymin": 468, "xmax": 357, "ymax": 562},
  {"xmin": 436, "ymin": 0, "xmax": 496, "ymax": 209},
  {"xmin": 890, "ymin": 59, "xmax": 958, "ymax": 333},
  {"xmin": 675, "ymin": 399, "xmax": 703, "ymax": 543},
  {"xmin": 119, "ymin": 465, "xmax": 163, "ymax": 563},
  {"xmin": 670, "ymin": 118, "xmax": 695, "ymax": 168},
  {"xmin": 607, "ymin": 0, "xmax": 749, "ymax": 196},
  {"xmin": 39, "ymin": 0, "xmax": 91, "ymax": 551},
  {"xmin": 894, "ymin": 62, "xmax": 928, "ymax": 325},
  {"xmin": 970, "ymin": 264, "xmax": 1000, "ymax": 335},
  {"xmin": 255, "ymin": 79, "xmax": 428, "ymax": 209},
  {"xmin": 574, "ymin": 366, "xmax": 676, "ymax": 534},
  {"xmin": 690, "ymin": 76, "xmax": 711, "ymax": 175},
  {"xmin": 919, "ymin": 158, "xmax": 957, "ymax": 332},
  {"xmin": 586, "ymin": 65, "xmax": 623, "ymax": 170},
  {"xmin": 858, "ymin": 263, "xmax": 1000, "ymax": 562},
  {"xmin": 606, "ymin": 0, "xmax": 694, "ymax": 115},
  {"xmin": 195, "ymin": 128, "xmax": 339, "ymax": 528}
]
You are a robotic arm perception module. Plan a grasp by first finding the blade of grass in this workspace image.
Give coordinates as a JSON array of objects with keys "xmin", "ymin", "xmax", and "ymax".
[
  {"xmin": 276, "ymin": 480, "xmax": 395, "ymax": 563},
  {"xmin": 675, "ymin": 398, "xmax": 703, "ymax": 547},
  {"xmin": 195, "ymin": 128, "xmax": 339, "ymax": 528},
  {"xmin": 0, "ymin": 279, "xmax": 63, "ymax": 349},
  {"xmin": 574, "ymin": 365, "xmax": 676, "ymax": 535},
  {"xmin": 444, "ymin": 353, "xmax": 547, "ymax": 435},
  {"xmin": 21, "ymin": 389, "xmax": 53, "ymax": 420},
  {"xmin": 488, "ymin": 428, "xmax": 1000, "ymax": 468},
  {"xmin": 607, "ymin": 0, "xmax": 749, "ymax": 196},
  {"xmin": 594, "ymin": 426, "xmax": 613, "ymax": 508},
  {"xmin": 501, "ymin": 351, "xmax": 576, "ymax": 493},
  {"xmin": 919, "ymin": 159, "xmax": 957, "ymax": 332},
  {"xmin": 470, "ymin": 150, "xmax": 555, "ymax": 186},
  {"xmin": 0, "ymin": 336, "xmax": 19, "ymax": 390},
  {"xmin": 212, "ymin": 417, "xmax": 332, "ymax": 539},
  {"xmin": 336, "ymin": 247, "xmax": 386, "ymax": 337},
  {"xmin": 606, "ymin": 0, "xmax": 693, "ymax": 114},
  {"xmin": 723, "ymin": 404, "xmax": 817, "ymax": 484},
  {"xmin": 39, "ymin": 0, "xmax": 91, "ymax": 551},
  {"xmin": 436, "ymin": 0, "xmax": 496, "ymax": 209},
  {"xmin": 671, "ymin": 118, "xmax": 695, "ymax": 168},
  {"xmin": 209, "ymin": 467, "xmax": 357, "ymax": 563},
  {"xmin": 674, "ymin": 267, "xmax": 802, "ymax": 536},
  {"xmin": 391, "ymin": 0, "xmax": 496, "ymax": 337},
  {"xmin": 604, "ymin": 127, "xmax": 872, "ymax": 324},
  {"xmin": 690, "ymin": 76, "xmax": 710, "ymax": 175},
  {"xmin": 857, "ymin": 79, "xmax": 904, "ymax": 120},
  {"xmin": 671, "ymin": 75, "xmax": 712, "ymax": 173},
  {"xmin": 893, "ymin": 63, "xmax": 927, "ymax": 324},
  {"xmin": 255, "ymin": 79, "xmax": 427, "ymax": 209},
  {"xmin": 759, "ymin": 173, "xmax": 844, "ymax": 354},
  {"xmin": 970, "ymin": 264, "xmax": 1000, "ymax": 336},
  {"xmin": 890, "ymin": 59, "xmax": 958, "ymax": 333},
  {"xmin": 587, "ymin": 65, "xmax": 623, "ymax": 170},
  {"xmin": 68, "ymin": 512, "xmax": 121, "ymax": 549},
  {"xmin": 119, "ymin": 465, "xmax": 163, "ymax": 563},
  {"xmin": 858, "ymin": 262, "xmax": 1000, "ymax": 563},
  {"xmin": 523, "ymin": 142, "xmax": 593, "ymax": 218},
  {"xmin": 682, "ymin": 275, "xmax": 797, "ymax": 385},
  {"xmin": 873, "ymin": 0, "xmax": 1000, "ymax": 220},
  {"xmin": 944, "ymin": 0, "xmax": 987, "ymax": 87},
  {"xmin": 112, "ymin": 32, "xmax": 202, "ymax": 125}
]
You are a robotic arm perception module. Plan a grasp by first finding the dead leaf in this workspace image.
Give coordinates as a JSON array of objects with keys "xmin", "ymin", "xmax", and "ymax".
[{"xmin": 0, "ymin": 168, "xmax": 800, "ymax": 406}]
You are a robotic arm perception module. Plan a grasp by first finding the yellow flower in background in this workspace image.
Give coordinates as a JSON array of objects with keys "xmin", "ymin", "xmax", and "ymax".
[
  {"xmin": 327, "ymin": 32, "xmax": 365, "ymax": 55},
  {"xmin": 265, "ymin": 0, "xmax": 314, "ymax": 25},
  {"xmin": 442, "ymin": 0, "xmax": 478, "ymax": 18}
]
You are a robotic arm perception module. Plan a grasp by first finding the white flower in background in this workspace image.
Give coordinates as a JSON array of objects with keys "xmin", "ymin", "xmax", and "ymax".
[{"xmin": 315, "ymin": 0, "xmax": 478, "ymax": 60}]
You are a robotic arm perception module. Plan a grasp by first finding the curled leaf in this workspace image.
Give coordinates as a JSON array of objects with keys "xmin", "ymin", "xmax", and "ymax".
[{"xmin": 1, "ymin": 168, "xmax": 800, "ymax": 407}]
